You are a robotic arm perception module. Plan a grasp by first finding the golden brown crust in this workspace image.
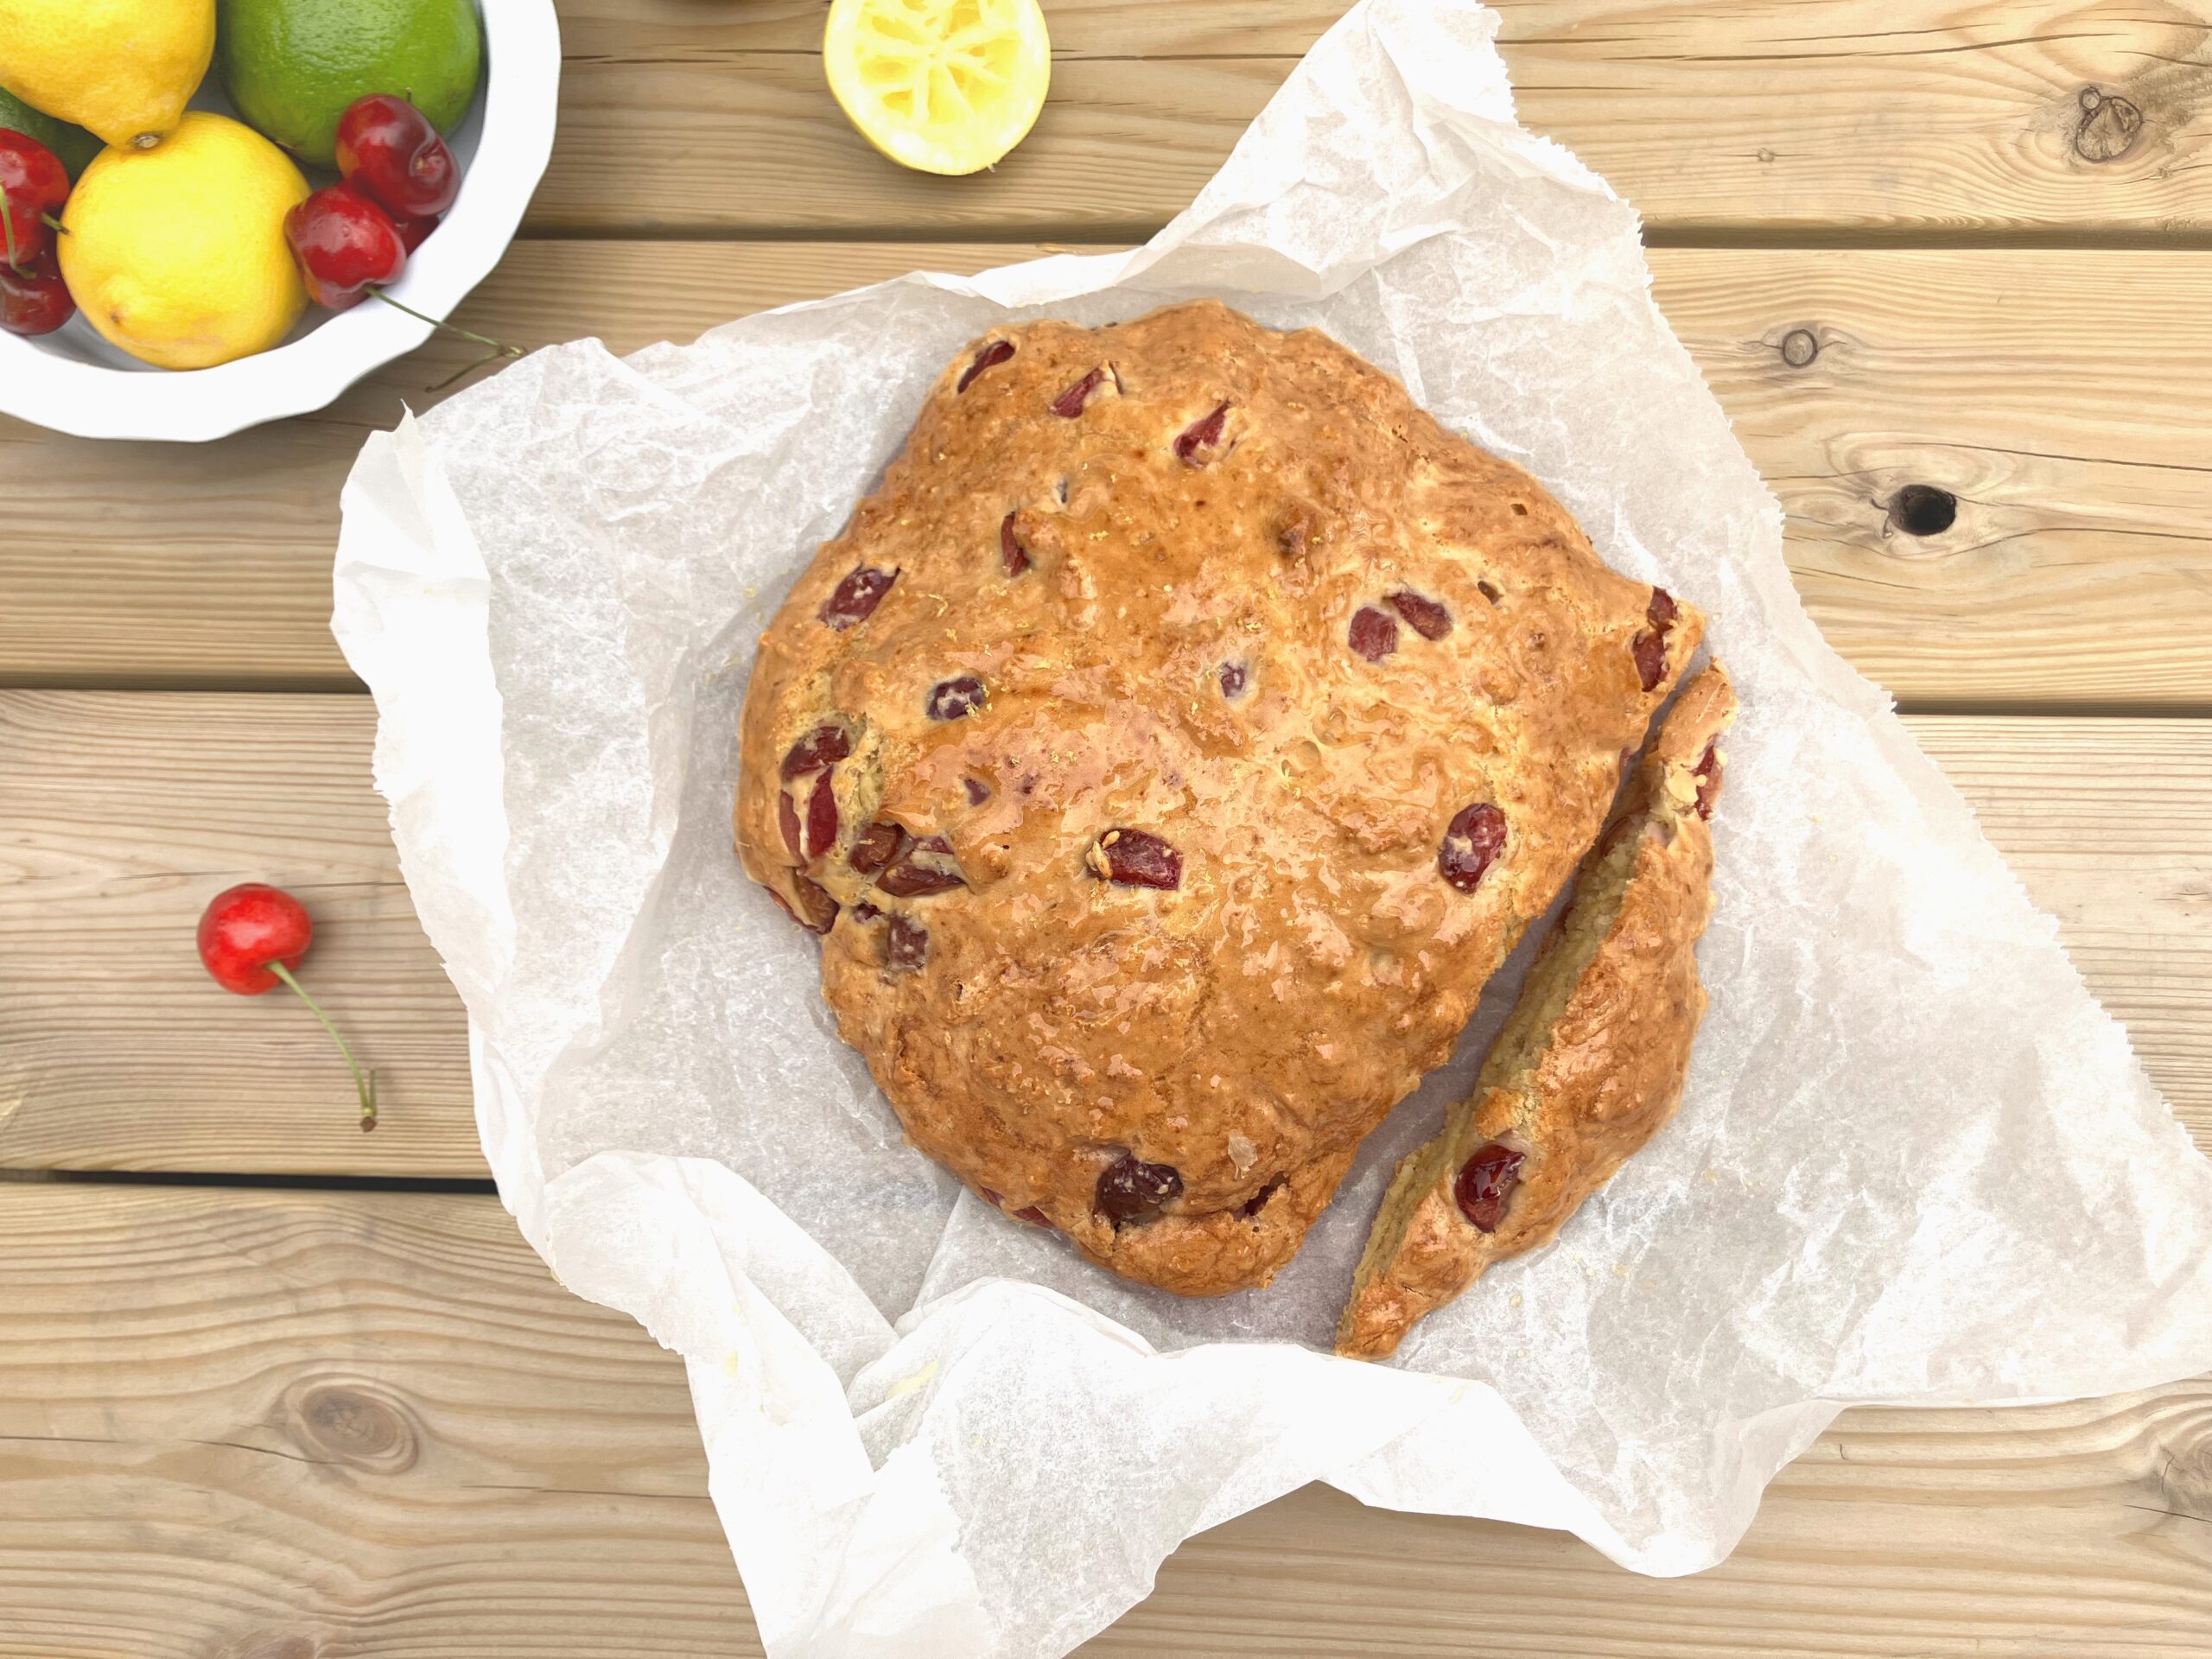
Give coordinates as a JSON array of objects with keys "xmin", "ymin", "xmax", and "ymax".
[
  {"xmin": 735, "ymin": 300, "xmax": 1705, "ymax": 1296},
  {"xmin": 1337, "ymin": 664, "xmax": 1737, "ymax": 1357}
]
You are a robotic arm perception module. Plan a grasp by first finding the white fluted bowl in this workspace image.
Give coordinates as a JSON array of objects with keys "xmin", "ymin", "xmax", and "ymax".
[{"xmin": 0, "ymin": 0, "xmax": 559, "ymax": 442}]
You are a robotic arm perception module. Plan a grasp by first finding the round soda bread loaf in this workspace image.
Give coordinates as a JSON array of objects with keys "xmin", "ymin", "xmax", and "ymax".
[{"xmin": 734, "ymin": 299, "xmax": 1702, "ymax": 1296}]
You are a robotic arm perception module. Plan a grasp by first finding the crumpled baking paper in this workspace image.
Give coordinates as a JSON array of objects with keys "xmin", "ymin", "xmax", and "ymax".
[{"xmin": 330, "ymin": 3, "xmax": 2212, "ymax": 1653}]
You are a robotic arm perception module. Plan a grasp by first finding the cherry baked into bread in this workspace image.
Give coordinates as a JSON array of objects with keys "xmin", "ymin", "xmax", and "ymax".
[
  {"xmin": 734, "ymin": 299, "xmax": 1704, "ymax": 1296},
  {"xmin": 1337, "ymin": 663, "xmax": 1737, "ymax": 1358}
]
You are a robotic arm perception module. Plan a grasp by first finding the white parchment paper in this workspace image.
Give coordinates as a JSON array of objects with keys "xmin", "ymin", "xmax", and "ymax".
[{"xmin": 331, "ymin": 3, "xmax": 2212, "ymax": 1652}]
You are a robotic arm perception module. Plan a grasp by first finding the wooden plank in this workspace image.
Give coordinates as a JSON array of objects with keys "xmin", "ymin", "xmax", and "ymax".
[
  {"xmin": 0, "ymin": 240, "xmax": 1008, "ymax": 695},
  {"xmin": 1, "ymin": 1181, "xmax": 2207, "ymax": 1658},
  {"xmin": 2, "ymin": 693, "xmax": 2206, "ymax": 1178},
  {"xmin": 3, "ymin": 242, "xmax": 2209, "ymax": 702},
  {"xmin": 0, "ymin": 1183, "xmax": 741, "ymax": 1659},
  {"xmin": 529, "ymin": 0, "xmax": 2212, "ymax": 238},
  {"xmin": 1660, "ymin": 246, "xmax": 2212, "ymax": 709},
  {"xmin": 0, "ymin": 691, "xmax": 476, "ymax": 1176}
]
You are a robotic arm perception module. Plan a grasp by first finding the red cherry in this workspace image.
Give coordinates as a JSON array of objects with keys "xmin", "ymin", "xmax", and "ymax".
[
  {"xmin": 0, "ymin": 130, "xmax": 69, "ymax": 271},
  {"xmin": 335, "ymin": 94, "xmax": 461, "ymax": 220},
  {"xmin": 195, "ymin": 882, "xmax": 378, "ymax": 1131},
  {"xmin": 393, "ymin": 213, "xmax": 439, "ymax": 253},
  {"xmin": 0, "ymin": 251, "xmax": 73, "ymax": 337},
  {"xmin": 285, "ymin": 182, "xmax": 407, "ymax": 312},
  {"xmin": 197, "ymin": 882, "xmax": 312, "ymax": 995}
]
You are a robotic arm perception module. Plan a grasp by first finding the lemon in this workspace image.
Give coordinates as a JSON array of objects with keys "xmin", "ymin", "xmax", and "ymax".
[
  {"xmin": 824, "ymin": 0, "xmax": 1051, "ymax": 176},
  {"xmin": 60, "ymin": 113, "xmax": 312, "ymax": 371},
  {"xmin": 0, "ymin": 0, "xmax": 214, "ymax": 150}
]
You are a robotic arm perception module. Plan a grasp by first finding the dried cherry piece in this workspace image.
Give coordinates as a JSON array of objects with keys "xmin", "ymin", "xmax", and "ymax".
[
  {"xmin": 1174, "ymin": 402, "xmax": 1230, "ymax": 466},
  {"xmin": 850, "ymin": 820, "xmax": 908, "ymax": 875},
  {"xmin": 1092, "ymin": 828, "xmax": 1181, "ymax": 890},
  {"xmin": 1630, "ymin": 587, "xmax": 1678, "ymax": 693},
  {"xmin": 804, "ymin": 772, "xmax": 839, "ymax": 859},
  {"xmin": 885, "ymin": 913, "xmax": 929, "ymax": 971},
  {"xmin": 1693, "ymin": 741, "xmax": 1724, "ymax": 820},
  {"xmin": 1349, "ymin": 606, "xmax": 1400, "ymax": 663},
  {"xmin": 1631, "ymin": 632, "xmax": 1667, "ymax": 693},
  {"xmin": 1217, "ymin": 661, "xmax": 1248, "ymax": 699},
  {"xmin": 882, "ymin": 868, "xmax": 965, "ymax": 899},
  {"xmin": 1012, "ymin": 1205, "xmax": 1052, "ymax": 1227},
  {"xmin": 957, "ymin": 339, "xmax": 1015, "ymax": 393},
  {"xmin": 927, "ymin": 675, "xmax": 988, "ymax": 721},
  {"xmin": 1095, "ymin": 1152, "xmax": 1182, "ymax": 1225},
  {"xmin": 850, "ymin": 900, "xmax": 882, "ymax": 923},
  {"xmin": 787, "ymin": 874, "xmax": 839, "ymax": 935},
  {"xmin": 781, "ymin": 724, "xmax": 852, "ymax": 779},
  {"xmin": 820, "ymin": 566, "xmax": 897, "ymax": 630},
  {"xmin": 1388, "ymin": 589, "xmax": 1452, "ymax": 641},
  {"xmin": 1052, "ymin": 366, "xmax": 1106, "ymax": 418},
  {"xmin": 877, "ymin": 837, "xmax": 966, "ymax": 897},
  {"xmin": 1439, "ymin": 802, "xmax": 1508, "ymax": 893},
  {"xmin": 778, "ymin": 791, "xmax": 804, "ymax": 860},
  {"xmin": 879, "ymin": 866, "xmax": 965, "ymax": 897},
  {"xmin": 1453, "ymin": 1143, "xmax": 1525, "ymax": 1232},
  {"xmin": 963, "ymin": 778, "xmax": 992, "ymax": 805},
  {"xmin": 1000, "ymin": 512, "xmax": 1030, "ymax": 578}
]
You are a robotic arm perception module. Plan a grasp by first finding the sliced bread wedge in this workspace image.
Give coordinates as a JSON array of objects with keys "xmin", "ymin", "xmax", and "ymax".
[{"xmin": 1337, "ymin": 662, "xmax": 1738, "ymax": 1359}]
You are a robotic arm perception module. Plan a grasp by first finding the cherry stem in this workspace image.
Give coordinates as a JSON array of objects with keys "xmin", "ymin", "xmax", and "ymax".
[
  {"xmin": 0, "ymin": 192, "xmax": 63, "ymax": 273},
  {"xmin": 366, "ymin": 286, "xmax": 525, "ymax": 391},
  {"xmin": 267, "ymin": 960, "xmax": 378, "ymax": 1132}
]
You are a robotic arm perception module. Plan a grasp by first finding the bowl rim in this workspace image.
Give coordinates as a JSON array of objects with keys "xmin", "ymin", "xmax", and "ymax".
[{"xmin": 0, "ymin": 0, "xmax": 561, "ymax": 443}]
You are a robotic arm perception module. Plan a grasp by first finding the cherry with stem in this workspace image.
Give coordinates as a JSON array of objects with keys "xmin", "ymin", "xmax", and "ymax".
[
  {"xmin": 0, "ymin": 133, "xmax": 73, "ymax": 275},
  {"xmin": 0, "ymin": 194, "xmax": 66, "ymax": 279},
  {"xmin": 196, "ymin": 881, "xmax": 379, "ymax": 1133}
]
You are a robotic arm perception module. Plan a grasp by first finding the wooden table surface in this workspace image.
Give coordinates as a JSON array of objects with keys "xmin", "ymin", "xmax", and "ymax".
[{"xmin": 4, "ymin": 3, "xmax": 2211, "ymax": 1655}]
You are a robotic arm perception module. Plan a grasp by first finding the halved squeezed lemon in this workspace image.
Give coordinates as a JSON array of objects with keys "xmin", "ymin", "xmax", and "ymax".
[{"xmin": 823, "ymin": 0, "xmax": 1052, "ymax": 176}]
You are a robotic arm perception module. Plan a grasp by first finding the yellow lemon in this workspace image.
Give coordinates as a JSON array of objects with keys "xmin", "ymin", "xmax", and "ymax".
[
  {"xmin": 61, "ymin": 113, "xmax": 310, "ymax": 372},
  {"xmin": 823, "ymin": 0, "xmax": 1051, "ymax": 176},
  {"xmin": 0, "ymin": 0, "xmax": 214, "ymax": 150}
]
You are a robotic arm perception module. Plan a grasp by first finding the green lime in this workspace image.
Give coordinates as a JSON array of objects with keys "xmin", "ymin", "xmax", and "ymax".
[
  {"xmin": 217, "ymin": 0, "xmax": 482, "ymax": 168},
  {"xmin": 0, "ymin": 86, "xmax": 102, "ymax": 179}
]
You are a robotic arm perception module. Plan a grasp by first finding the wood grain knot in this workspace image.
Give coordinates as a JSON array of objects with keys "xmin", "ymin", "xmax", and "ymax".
[
  {"xmin": 2158, "ymin": 1420, "xmax": 2212, "ymax": 1519},
  {"xmin": 2075, "ymin": 88, "xmax": 2145, "ymax": 162},
  {"xmin": 283, "ymin": 1377, "xmax": 420, "ymax": 1473},
  {"xmin": 1779, "ymin": 328, "xmax": 1820, "ymax": 368},
  {"xmin": 1887, "ymin": 486, "xmax": 1957, "ymax": 538}
]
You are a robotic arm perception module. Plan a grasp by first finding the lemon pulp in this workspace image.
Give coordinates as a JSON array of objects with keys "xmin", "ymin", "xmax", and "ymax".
[{"xmin": 823, "ymin": 0, "xmax": 1051, "ymax": 176}]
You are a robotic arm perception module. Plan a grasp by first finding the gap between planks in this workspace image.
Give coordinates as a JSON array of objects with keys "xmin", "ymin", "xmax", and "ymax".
[
  {"xmin": 523, "ymin": 0, "xmax": 2212, "ymax": 239},
  {"xmin": 0, "ymin": 1180, "xmax": 2207, "ymax": 1659},
  {"xmin": 3, "ymin": 243, "xmax": 2210, "ymax": 704},
  {"xmin": 1, "ymin": 692, "xmax": 2207, "ymax": 1179}
]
